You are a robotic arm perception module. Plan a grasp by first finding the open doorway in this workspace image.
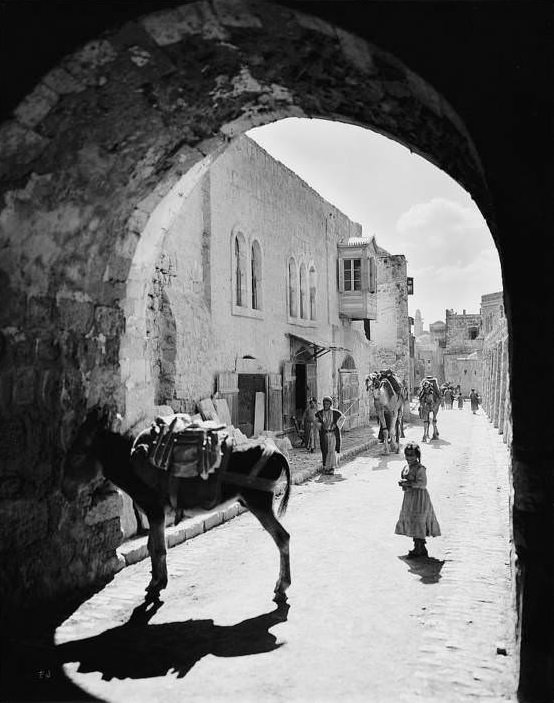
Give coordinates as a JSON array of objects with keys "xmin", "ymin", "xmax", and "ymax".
[{"xmin": 294, "ymin": 363, "xmax": 307, "ymax": 418}]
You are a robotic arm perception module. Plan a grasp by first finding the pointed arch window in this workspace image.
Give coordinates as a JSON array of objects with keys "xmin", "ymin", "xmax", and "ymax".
[
  {"xmin": 234, "ymin": 232, "xmax": 247, "ymax": 307},
  {"xmin": 288, "ymin": 258, "xmax": 298, "ymax": 318},
  {"xmin": 309, "ymin": 266, "xmax": 317, "ymax": 320},
  {"xmin": 251, "ymin": 240, "xmax": 262, "ymax": 310},
  {"xmin": 299, "ymin": 263, "xmax": 308, "ymax": 319}
]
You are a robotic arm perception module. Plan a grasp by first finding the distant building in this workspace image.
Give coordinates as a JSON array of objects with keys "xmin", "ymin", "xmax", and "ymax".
[
  {"xmin": 413, "ymin": 319, "xmax": 445, "ymax": 386},
  {"xmin": 443, "ymin": 308, "xmax": 483, "ymax": 393},
  {"xmin": 414, "ymin": 309, "xmax": 423, "ymax": 337}
]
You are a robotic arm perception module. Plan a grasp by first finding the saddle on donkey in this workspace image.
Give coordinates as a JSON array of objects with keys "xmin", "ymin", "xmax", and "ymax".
[{"xmin": 132, "ymin": 413, "xmax": 229, "ymax": 478}]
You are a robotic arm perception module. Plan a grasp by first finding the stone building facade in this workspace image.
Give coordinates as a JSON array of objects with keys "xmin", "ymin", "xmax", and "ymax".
[
  {"xmin": 481, "ymin": 292, "xmax": 511, "ymax": 443},
  {"xmin": 413, "ymin": 320, "xmax": 446, "ymax": 387},
  {"xmin": 443, "ymin": 309, "xmax": 483, "ymax": 393},
  {"xmin": 131, "ymin": 135, "xmax": 410, "ymax": 437}
]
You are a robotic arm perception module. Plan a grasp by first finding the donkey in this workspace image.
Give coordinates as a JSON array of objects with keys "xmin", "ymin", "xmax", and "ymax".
[
  {"xmin": 365, "ymin": 371, "xmax": 405, "ymax": 454},
  {"xmin": 418, "ymin": 377, "xmax": 441, "ymax": 442},
  {"xmin": 63, "ymin": 408, "xmax": 292, "ymax": 603}
]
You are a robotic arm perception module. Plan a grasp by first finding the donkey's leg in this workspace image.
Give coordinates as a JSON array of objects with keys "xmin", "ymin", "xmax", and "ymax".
[
  {"xmin": 422, "ymin": 420, "xmax": 429, "ymax": 442},
  {"xmin": 245, "ymin": 491, "xmax": 291, "ymax": 603},
  {"xmin": 145, "ymin": 508, "xmax": 168, "ymax": 598}
]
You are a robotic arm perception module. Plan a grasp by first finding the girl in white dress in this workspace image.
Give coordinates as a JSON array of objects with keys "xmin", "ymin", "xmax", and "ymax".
[{"xmin": 395, "ymin": 442, "xmax": 441, "ymax": 557}]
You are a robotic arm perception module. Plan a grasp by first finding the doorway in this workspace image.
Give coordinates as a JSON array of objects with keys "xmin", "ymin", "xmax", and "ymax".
[
  {"xmin": 237, "ymin": 373, "xmax": 266, "ymax": 437},
  {"xmin": 294, "ymin": 363, "xmax": 307, "ymax": 417}
]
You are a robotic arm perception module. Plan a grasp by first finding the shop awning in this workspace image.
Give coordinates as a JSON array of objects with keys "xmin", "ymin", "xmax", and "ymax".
[{"xmin": 287, "ymin": 333, "xmax": 351, "ymax": 361}]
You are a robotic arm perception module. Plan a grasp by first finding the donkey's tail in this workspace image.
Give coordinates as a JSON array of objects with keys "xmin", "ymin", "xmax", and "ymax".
[{"xmin": 277, "ymin": 454, "xmax": 292, "ymax": 518}]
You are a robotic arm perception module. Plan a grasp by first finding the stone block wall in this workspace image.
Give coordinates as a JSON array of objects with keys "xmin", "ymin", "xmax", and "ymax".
[
  {"xmin": 481, "ymin": 294, "xmax": 511, "ymax": 443},
  {"xmin": 445, "ymin": 309, "xmax": 483, "ymax": 353},
  {"xmin": 372, "ymin": 254, "xmax": 410, "ymax": 383}
]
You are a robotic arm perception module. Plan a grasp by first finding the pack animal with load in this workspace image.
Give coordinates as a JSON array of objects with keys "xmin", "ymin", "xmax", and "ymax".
[{"xmin": 63, "ymin": 409, "xmax": 292, "ymax": 603}]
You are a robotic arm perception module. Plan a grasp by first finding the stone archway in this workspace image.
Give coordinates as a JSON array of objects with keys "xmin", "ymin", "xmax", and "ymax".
[{"xmin": 0, "ymin": 0, "xmax": 502, "ymax": 618}]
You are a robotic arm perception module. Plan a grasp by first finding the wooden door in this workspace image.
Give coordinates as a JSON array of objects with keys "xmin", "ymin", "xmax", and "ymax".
[
  {"xmin": 339, "ymin": 370, "xmax": 360, "ymax": 430},
  {"xmin": 217, "ymin": 372, "xmax": 238, "ymax": 426}
]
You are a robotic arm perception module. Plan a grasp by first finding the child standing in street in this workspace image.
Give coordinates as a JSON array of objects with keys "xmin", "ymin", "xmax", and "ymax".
[{"xmin": 395, "ymin": 442, "xmax": 441, "ymax": 557}]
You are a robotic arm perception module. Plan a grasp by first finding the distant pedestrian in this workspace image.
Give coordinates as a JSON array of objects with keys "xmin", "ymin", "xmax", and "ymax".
[
  {"xmin": 457, "ymin": 392, "xmax": 464, "ymax": 410},
  {"xmin": 315, "ymin": 396, "xmax": 345, "ymax": 475},
  {"xmin": 302, "ymin": 397, "xmax": 318, "ymax": 452},
  {"xmin": 395, "ymin": 442, "xmax": 441, "ymax": 558},
  {"xmin": 444, "ymin": 387, "xmax": 453, "ymax": 409},
  {"xmin": 469, "ymin": 389, "xmax": 480, "ymax": 414}
]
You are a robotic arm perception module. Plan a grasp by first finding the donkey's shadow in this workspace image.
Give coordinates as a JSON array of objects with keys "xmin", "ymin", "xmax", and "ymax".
[{"xmin": 57, "ymin": 600, "xmax": 290, "ymax": 681}]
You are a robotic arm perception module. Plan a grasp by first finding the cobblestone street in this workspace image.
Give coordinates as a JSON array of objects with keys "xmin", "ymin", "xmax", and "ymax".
[{"xmin": 8, "ymin": 407, "xmax": 516, "ymax": 702}]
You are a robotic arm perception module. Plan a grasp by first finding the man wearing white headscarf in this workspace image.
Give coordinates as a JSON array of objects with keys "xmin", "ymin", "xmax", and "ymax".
[{"xmin": 315, "ymin": 396, "xmax": 345, "ymax": 474}]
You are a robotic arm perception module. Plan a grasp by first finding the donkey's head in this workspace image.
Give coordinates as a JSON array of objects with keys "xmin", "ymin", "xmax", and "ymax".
[{"xmin": 62, "ymin": 406, "xmax": 112, "ymax": 500}]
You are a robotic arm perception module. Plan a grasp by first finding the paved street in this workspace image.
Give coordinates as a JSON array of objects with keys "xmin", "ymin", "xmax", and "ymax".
[{"xmin": 51, "ymin": 406, "xmax": 517, "ymax": 702}]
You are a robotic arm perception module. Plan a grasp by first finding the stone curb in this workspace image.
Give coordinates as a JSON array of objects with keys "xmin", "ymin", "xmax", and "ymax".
[{"xmin": 115, "ymin": 438, "xmax": 379, "ymax": 570}]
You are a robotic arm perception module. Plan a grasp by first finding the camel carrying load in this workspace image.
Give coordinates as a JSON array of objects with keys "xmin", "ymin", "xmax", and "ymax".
[
  {"xmin": 365, "ymin": 369, "xmax": 407, "ymax": 454},
  {"xmin": 419, "ymin": 377, "xmax": 441, "ymax": 442}
]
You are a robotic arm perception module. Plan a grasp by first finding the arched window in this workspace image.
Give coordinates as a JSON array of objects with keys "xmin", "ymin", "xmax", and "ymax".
[
  {"xmin": 288, "ymin": 258, "xmax": 298, "ymax": 317},
  {"xmin": 309, "ymin": 266, "xmax": 317, "ymax": 320},
  {"xmin": 299, "ymin": 263, "xmax": 308, "ymax": 319},
  {"xmin": 233, "ymin": 232, "xmax": 247, "ymax": 307},
  {"xmin": 251, "ymin": 240, "xmax": 262, "ymax": 310}
]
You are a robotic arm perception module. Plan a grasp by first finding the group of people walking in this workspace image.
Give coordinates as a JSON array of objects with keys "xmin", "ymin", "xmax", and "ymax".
[{"xmin": 441, "ymin": 385, "xmax": 481, "ymax": 413}]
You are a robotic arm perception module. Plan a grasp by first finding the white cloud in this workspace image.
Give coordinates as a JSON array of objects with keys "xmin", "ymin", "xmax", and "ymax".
[
  {"xmin": 409, "ymin": 248, "xmax": 502, "ymax": 324},
  {"xmin": 396, "ymin": 198, "xmax": 494, "ymax": 271}
]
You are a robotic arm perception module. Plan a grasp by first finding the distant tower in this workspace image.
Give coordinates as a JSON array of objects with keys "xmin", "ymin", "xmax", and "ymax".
[{"xmin": 414, "ymin": 309, "xmax": 423, "ymax": 336}]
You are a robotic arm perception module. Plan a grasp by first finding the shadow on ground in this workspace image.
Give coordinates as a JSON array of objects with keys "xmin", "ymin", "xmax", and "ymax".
[
  {"xmin": 421, "ymin": 438, "xmax": 452, "ymax": 450},
  {"xmin": 398, "ymin": 555, "xmax": 445, "ymax": 584},
  {"xmin": 1, "ymin": 587, "xmax": 107, "ymax": 702},
  {"xmin": 1, "ymin": 594, "xmax": 288, "ymax": 700},
  {"xmin": 55, "ymin": 600, "xmax": 290, "ymax": 682},
  {"xmin": 315, "ymin": 473, "xmax": 346, "ymax": 483}
]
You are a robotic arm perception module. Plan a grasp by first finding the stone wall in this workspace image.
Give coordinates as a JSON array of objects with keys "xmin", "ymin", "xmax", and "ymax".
[
  {"xmin": 371, "ymin": 254, "xmax": 409, "ymax": 382},
  {"xmin": 443, "ymin": 352, "xmax": 482, "ymax": 395},
  {"xmin": 481, "ymin": 293, "xmax": 511, "ymax": 443},
  {"xmin": 445, "ymin": 309, "xmax": 483, "ymax": 353}
]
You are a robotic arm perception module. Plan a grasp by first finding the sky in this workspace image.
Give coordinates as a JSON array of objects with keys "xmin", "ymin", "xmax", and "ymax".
[{"xmin": 248, "ymin": 118, "xmax": 502, "ymax": 328}]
